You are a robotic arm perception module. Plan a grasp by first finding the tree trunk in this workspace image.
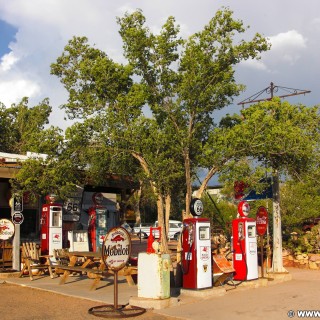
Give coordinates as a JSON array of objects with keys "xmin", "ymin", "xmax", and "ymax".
[
  {"xmin": 131, "ymin": 151, "xmax": 169, "ymax": 252},
  {"xmin": 195, "ymin": 166, "xmax": 219, "ymax": 199},
  {"xmin": 184, "ymin": 149, "xmax": 192, "ymax": 217},
  {"xmin": 134, "ymin": 184, "xmax": 142, "ymax": 224},
  {"xmin": 165, "ymin": 194, "xmax": 171, "ymax": 239},
  {"xmin": 271, "ymin": 170, "xmax": 286, "ymax": 273},
  {"xmin": 156, "ymin": 194, "xmax": 169, "ymax": 253}
]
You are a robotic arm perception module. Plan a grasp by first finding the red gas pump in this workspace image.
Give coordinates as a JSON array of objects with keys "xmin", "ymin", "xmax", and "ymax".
[
  {"xmin": 181, "ymin": 198, "xmax": 212, "ymax": 290},
  {"xmin": 40, "ymin": 195, "xmax": 63, "ymax": 256},
  {"xmin": 88, "ymin": 193, "xmax": 109, "ymax": 252},
  {"xmin": 232, "ymin": 201, "xmax": 258, "ymax": 280}
]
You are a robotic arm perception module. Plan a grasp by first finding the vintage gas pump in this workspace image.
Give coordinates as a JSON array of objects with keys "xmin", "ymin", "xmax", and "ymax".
[
  {"xmin": 181, "ymin": 198, "xmax": 212, "ymax": 290},
  {"xmin": 88, "ymin": 193, "xmax": 109, "ymax": 252},
  {"xmin": 40, "ymin": 194, "xmax": 63, "ymax": 256},
  {"xmin": 232, "ymin": 200, "xmax": 258, "ymax": 281}
]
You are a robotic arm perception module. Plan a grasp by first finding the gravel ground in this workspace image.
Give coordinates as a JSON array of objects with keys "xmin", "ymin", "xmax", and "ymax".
[{"xmin": 0, "ymin": 281, "xmax": 178, "ymax": 320}]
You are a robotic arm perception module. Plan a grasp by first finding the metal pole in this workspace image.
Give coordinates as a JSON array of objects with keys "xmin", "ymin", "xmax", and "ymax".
[
  {"xmin": 12, "ymin": 201, "xmax": 20, "ymax": 271},
  {"xmin": 114, "ymin": 270, "xmax": 118, "ymax": 310},
  {"xmin": 260, "ymin": 236, "xmax": 264, "ymax": 278}
]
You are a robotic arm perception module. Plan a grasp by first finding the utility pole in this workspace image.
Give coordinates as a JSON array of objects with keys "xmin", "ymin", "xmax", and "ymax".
[
  {"xmin": 238, "ymin": 82, "xmax": 311, "ymax": 107},
  {"xmin": 237, "ymin": 82, "xmax": 311, "ymax": 274}
]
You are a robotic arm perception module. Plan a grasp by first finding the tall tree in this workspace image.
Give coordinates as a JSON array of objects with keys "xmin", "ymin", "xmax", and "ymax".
[
  {"xmin": 118, "ymin": 8, "xmax": 269, "ymax": 216},
  {"xmin": 216, "ymin": 98, "xmax": 320, "ymax": 272},
  {"xmin": 0, "ymin": 97, "xmax": 63, "ymax": 155},
  {"xmin": 51, "ymin": 8, "xmax": 269, "ymax": 250}
]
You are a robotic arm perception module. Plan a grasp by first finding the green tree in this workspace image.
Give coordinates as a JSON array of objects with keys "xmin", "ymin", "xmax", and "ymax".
[
  {"xmin": 117, "ymin": 8, "xmax": 269, "ymax": 217},
  {"xmin": 51, "ymin": 8, "xmax": 269, "ymax": 250},
  {"xmin": 216, "ymin": 98, "xmax": 320, "ymax": 272},
  {"xmin": 0, "ymin": 97, "xmax": 63, "ymax": 155}
]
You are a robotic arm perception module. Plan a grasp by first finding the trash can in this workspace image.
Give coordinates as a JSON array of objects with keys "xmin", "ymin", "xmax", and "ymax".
[{"xmin": 138, "ymin": 252, "xmax": 171, "ymax": 299}]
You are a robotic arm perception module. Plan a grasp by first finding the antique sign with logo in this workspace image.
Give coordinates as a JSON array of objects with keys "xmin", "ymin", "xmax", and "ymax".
[
  {"xmin": 0, "ymin": 219, "xmax": 15, "ymax": 240},
  {"xmin": 102, "ymin": 226, "xmax": 131, "ymax": 271},
  {"xmin": 12, "ymin": 212, "xmax": 24, "ymax": 225},
  {"xmin": 256, "ymin": 206, "xmax": 268, "ymax": 236}
]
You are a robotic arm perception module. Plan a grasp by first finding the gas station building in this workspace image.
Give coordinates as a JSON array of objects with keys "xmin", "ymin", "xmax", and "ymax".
[{"xmin": 0, "ymin": 151, "xmax": 139, "ymax": 245}]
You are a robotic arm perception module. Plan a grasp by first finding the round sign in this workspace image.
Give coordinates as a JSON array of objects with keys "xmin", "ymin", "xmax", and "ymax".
[
  {"xmin": 256, "ymin": 206, "xmax": 268, "ymax": 236},
  {"xmin": 12, "ymin": 212, "xmax": 24, "ymax": 225},
  {"xmin": 0, "ymin": 218, "xmax": 15, "ymax": 240},
  {"xmin": 102, "ymin": 227, "xmax": 131, "ymax": 271},
  {"xmin": 190, "ymin": 198, "xmax": 204, "ymax": 216},
  {"xmin": 238, "ymin": 200, "xmax": 250, "ymax": 217}
]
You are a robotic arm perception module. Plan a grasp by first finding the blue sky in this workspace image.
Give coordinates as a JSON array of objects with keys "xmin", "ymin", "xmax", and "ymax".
[
  {"xmin": 1, "ymin": 0, "xmax": 320, "ymax": 129},
  {"xmin": 0, "ymin": 20, "xmax": 16, "ymax": 56}
]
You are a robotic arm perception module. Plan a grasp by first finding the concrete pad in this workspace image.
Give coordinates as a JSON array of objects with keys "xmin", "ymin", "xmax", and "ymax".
[
  {"xmin": 0, "ymin": 271, "xmax": 20, "ymax": 279},
  {"xmin": 180, "ymin": 286, "xmax": 226, "ymax": 298},
  {"xmin": 129, "ymin": 296, "xmax": 179, "ymax": 310}
]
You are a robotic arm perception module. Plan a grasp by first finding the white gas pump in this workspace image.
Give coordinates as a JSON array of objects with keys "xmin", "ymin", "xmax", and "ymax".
[
  {"xmin": 181, "ymin": 198, "xmax": 212, "ymax": 290},
  {"xmin": 41, "ymin": 203, "xmax": 63, "ymax": 256},
  {"xmin": 232, "ymin": 201, "xmax": 258, "ymax": 280}
]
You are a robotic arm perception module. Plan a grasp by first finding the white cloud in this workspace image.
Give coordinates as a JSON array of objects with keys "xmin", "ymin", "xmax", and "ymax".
[
  {"xmin": 240, "ymin": 59, "xmax": 268, "ymax": 71},
  {"xmin": 267, "ymin": 30, "xmax": 307, "ymax": 65},
  {"xmin": 0, "ymin": 0, "xmax": 319, "ymax": 122},
  {"xmin": 0, "ymin": 79, "xmax": 40, "ymax": 106},
  {"xmin": 0, "ymin": 52, "xmax": 19, "ymax": 71}
]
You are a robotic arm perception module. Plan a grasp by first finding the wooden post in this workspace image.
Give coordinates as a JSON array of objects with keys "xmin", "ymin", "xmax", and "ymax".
[{"xmin": 260, "ymin": 235, "xmax": 264, "ymax": 278}]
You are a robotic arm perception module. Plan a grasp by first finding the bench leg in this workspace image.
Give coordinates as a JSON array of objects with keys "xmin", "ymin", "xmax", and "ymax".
[
  {"xmin": 19, "ymin": 264, "xmax": 27, "ymax": 278},
  {"xmin": 59, "ymin": 270, "xmax": 71, "ymax": 284},
  {"xmin": 90, "ymin": 276, "xmax": 102, "ymax": 291},
  {"xmin": 27, "ymin": 262, "xmax": 34, "ymax": 281},
  {"xmin": 125, "ymin": 275, "xmax": 135, "ymax": 286}
]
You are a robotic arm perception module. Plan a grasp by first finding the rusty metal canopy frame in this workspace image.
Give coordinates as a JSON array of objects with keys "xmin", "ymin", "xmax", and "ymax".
[{"xmin": 238, "ymin": 82, "xmax": 311, "ymax": 107}]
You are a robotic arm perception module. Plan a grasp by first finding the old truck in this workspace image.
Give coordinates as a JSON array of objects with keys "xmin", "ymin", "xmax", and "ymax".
[{"xmin": 133, "ymin": 220, "xmax": 182, "ymax": 240}]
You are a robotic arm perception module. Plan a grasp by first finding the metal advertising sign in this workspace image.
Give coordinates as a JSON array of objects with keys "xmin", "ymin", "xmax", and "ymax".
[
  {"xmin": 12, "ymin": 212, "xmax": 24, "ymax": 225},
  {"xmin": 0, "ymin": 219, "xmax": 15, "ymax": 240},
  {"xmin": 13, "ymin": 196, "xmax": 23, "ymax": 212},
  {"xmin": 190, "ymin": 198, "xmax": 204, "ymax": 216},
  {"xmin": 256, "ymin": 206, "xmax": 268, "ymax": 236},
  {"xmin": 102, "ymin": 227, "xmax": 131, "ymax": 271}
]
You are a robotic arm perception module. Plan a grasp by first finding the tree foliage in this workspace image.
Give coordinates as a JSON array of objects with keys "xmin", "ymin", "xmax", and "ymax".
[
  {"xmin": 49, "ymin": 8, "xmax": 269, "ymax": 250},
  {"xmin": 0, "ymin": 98, "xmax": 63, "ymax": 155}
]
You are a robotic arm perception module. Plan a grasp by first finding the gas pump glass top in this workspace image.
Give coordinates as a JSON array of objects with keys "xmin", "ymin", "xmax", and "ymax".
[
  {"xmin": 247, "ymin": 225, "xmax": 256, "ymax": 237},
  {"xmin": 199, "ymin": 226, "xmax": 210, "ymax": 240}
]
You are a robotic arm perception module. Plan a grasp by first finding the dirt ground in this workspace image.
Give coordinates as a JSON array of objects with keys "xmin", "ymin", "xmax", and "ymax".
[{"xmin": 0, "ymin": 281, "xmax": 177, "ymax": 320}]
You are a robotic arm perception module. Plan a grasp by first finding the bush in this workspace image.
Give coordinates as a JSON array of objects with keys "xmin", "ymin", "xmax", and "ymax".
[{"xmin": 284, "ymin": 225, "xmax": 320, "ymax": 254}]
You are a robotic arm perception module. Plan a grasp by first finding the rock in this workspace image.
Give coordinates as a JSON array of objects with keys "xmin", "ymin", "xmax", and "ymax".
[{"xmin": 309, "ymin": 261, "xmax": 319, "ymax": 270}]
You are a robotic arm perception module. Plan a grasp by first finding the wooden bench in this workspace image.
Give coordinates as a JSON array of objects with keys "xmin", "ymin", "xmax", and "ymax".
[
  {"xmin": 20, "ymin": 242, "xmax": 54, "ymax": 280},
  {"xmin": 54, "ymin": 249, "xmax": 138, "ymax": 290}
]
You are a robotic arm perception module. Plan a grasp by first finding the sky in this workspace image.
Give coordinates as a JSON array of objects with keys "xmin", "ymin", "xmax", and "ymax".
[{"xmin": 0, "ymin": 0, "xmax": 320, "ymax": 130}]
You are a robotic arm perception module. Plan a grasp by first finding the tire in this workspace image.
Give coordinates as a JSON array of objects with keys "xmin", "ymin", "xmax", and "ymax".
[
  {"xmin": 137, "ymin": 232, "xmax": 147, "ymax": 239},
  {"xmin": 173, "ymin": 232, "xmax": 181, "ymax": 241}
]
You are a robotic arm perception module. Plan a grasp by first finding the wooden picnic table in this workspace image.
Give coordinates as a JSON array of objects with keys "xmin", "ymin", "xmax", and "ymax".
[
  {"xmin": 57, "ymin": 251, "xmax": 137, "ymax": 290},
  {"xmin": 57, "ymin": 251, "xmax": 104, "ymax": 290}
]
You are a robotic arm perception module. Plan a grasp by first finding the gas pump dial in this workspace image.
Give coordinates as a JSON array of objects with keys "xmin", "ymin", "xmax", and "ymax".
[{"xmin": 238, "ymin": 200, "xmax": 250, "ymax": 217}]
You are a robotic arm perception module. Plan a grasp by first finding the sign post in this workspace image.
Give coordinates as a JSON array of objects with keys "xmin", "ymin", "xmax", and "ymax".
[
  {"xmin": 88, "ymin": 227, "xmax": 145, "ymax": 318},
  {"xmin": 10, "ymin": 196, "xmax": 23, "ymax": 271},
  {"xmin": 256, "ymin": 206, "xmax": 269, "ymax": 278}
]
